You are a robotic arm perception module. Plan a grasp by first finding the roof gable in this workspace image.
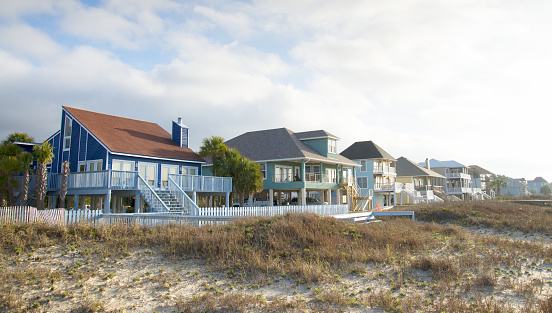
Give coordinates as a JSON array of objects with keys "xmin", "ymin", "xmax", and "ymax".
[
  {"xmin": 224, "ymin": 127, "xmax": 357, "ymax": 166},
  {"xmin": 468, "ymin": 165, "xmax": 493, "ymax": 175},
  {"xmin": 63, "ymin": 107, "xmax": 204, "ymax": 162},
  {"xmin": 295, "ymin": 130, "xmax": 339, "ymax": 140},
  {"xmin": 396, "ymin": 156, "xmax": 445, "ymax": 178},
  {"xmin": 441, "ymin": 160, "xmax": 466, "ymax": 168},
  {"xmin": 339, "ymin": 141, "xmax": 396, "ymax": 161}
]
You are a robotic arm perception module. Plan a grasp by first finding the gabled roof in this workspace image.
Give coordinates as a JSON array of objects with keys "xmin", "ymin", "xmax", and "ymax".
[
  {"xmin": 396, "ymin": 157, "xmax": 445, "ymax": 178},
  {"xmin": 223, "ymin": 127, "xmax": 358, "ymax": 166},
  {"xmin": 64, "ymin": 106, "xmax": 204, "ymax": 162},
  {"xmin": 295, "ymin": 130, "xmax": 339, "ymax": 140},
  {"xmin": 506, "ymin": 178, "xmax": 528, "ymax": 187},
  {"xmin": 419, "ymin": 158, "xmax": 464, "ymax": 169},
  {"xmin": 529, "ymin": 177, "xmax": 548, "ymax": 183},
  {"xmin": 339, "ymin": 141, "xmax": 396, "ymax": 161},
  {"xmin": 468, "ymin": 165, "xmax": 493, "ymax": 175},
  {"xmin": 440, "ymin": 160, "xmax": 466, "ymax": 168}
]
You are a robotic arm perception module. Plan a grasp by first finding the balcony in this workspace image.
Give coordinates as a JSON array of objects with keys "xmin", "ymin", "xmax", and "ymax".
[
  {"xmin": 170, "ymin": 174, "xmax": 232, "ymax": 193},
  {"xmin": 414, "ymin": 185, "xmax": 444, "ymax": 192},
  {"xmin": 373, "ymin": 165, "xmax": 396, "ymax": 175},
  {"xmin": 445, "ymin": 171, "xmax": 471, "ymax": 180},
  {"xmin": 272, "ymin": 173, "xmax": 337, "ymax": 184},
  {"xmin": 374, "ymin": 182, "xmax": 396, "ymax": 191},
  {"xmin": 47, "ymin": 171, "xmax": 232, "ymax": 193}
]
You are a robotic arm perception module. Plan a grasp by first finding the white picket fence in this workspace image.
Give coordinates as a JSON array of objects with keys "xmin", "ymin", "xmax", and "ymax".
[
  {"xmin": 1, "ymin": 204, "xmax": 350, "ymax": 228},
  {"xmin": 0, "ymin": 207, "xmax": 102, "ymax": 226},
  {"xmin": 197, "ymin": 204, "xmax": 349, "ymax": 218}
]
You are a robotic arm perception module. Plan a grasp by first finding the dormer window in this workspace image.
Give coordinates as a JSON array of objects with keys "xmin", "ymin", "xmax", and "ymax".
[
  {"xmin": 63, "ymin": 116, "xmax": 72, "ymax": 151},
  {"xmin": 328, "ymin": 139, "xmax": 337, "ymax": 154}
]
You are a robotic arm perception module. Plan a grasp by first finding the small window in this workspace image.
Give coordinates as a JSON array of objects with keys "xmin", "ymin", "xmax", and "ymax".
[
  {"xmin": 260, "ymin": 163, "xmax": 266, "ymax": 179},
  {"xmin": 357, "ymin": 177, "xmax": 368, "ymax": 189},
  {"xmin": 63, "ymin": 116, "xmax": 72, "ymax": 151},
  {"xmin": 360, "ymin": 160, "xmax": 367, "ymax": 172},
  {"xmin": 328, "ymin": 139, "xmax": 337, "ymax": 154}
]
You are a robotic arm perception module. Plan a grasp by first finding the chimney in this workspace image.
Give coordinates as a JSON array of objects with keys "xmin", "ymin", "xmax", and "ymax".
[
  {"xmin": 172, "ymin": 118, "xmax": 189, "ymax": 148},
  {"xmin": 425, "ymin": 158, "xmax": 430, "ymax": 170}
]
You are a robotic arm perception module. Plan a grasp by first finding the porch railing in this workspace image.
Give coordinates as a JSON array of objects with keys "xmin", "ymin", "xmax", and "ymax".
[
  {"xmin": 169, "ymin": 174, "xmax": 232, "ymax": 193},
  {"xmin": 272, "ymin": 173, "xmax": 337, "ymax": 184},
  {"xmin": 168, "ymin": 176, "xmax": 200, "ymax": 215},
  {"xmin": 47, "ymin": 170, "xmax": 138, "ymax": 190},
  {"xmin": 137, "ymin": 175, "xmax": 169, "ymax": 212},
  {"xmin": 373, "ymin": 183, "xmax": 396, "ymax": 191},
  {"xmin": 373, "ymin": 166, "xmax": 396, "ymax": 174}
]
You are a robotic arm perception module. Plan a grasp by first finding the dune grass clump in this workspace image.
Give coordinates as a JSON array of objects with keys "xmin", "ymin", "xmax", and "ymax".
[
  {"xmin": 2, "ymin": 207, "xmax": 552, "ymax": 312},
  {"xmin": 412, "ymin": 200, "xmax": 552, "ymax": 233}
]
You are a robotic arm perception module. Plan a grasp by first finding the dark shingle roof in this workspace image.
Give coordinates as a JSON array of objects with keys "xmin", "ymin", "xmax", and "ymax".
[
  {"xmin": 468, "ymin": 165, "xmax": 493, "ymax": 175},
  {"xmin": 339, "ymin": 141, "xmax": 396, "ymax": 161},
  {"xmin": 224, "ymin": 128, "xmax": 358, "ymax": 166},
  {"xmin": 64, "ymin": 106, "xmax": 204, "ymax": 162},
  {"xmin": 396, "ymin": 157, "xmax": 445, "ymax": 178},
  {"xmin": 295, "ymin": 130, "xmax": 339, "ymax": 140}
]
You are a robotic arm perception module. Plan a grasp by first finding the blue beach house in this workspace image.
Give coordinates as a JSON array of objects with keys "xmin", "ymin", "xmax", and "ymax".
[{"xmin": 45, "ymin": 107, "xmax": 231, "ymax": 213}]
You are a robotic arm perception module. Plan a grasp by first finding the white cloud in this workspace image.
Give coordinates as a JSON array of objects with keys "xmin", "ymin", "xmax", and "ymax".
[
  {"xmin": 0, "ymin": 24, "xmax": 64, "ymax": 61},
  {"xmin": 193, "ymin": 5, "xmax": 254, "ymax": 39},
  {"xmin": 0, "ymin": 0, "xmax": 56, "ymax": 20},
  {"xmin": 1, "ymin": 0, "xmax": 552, "ymax": 180}
]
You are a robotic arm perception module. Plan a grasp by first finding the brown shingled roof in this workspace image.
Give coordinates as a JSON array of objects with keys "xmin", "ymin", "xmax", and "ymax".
[{"xmin": 64, "ymin": 106, "xmax": 204, "ymax": 162}]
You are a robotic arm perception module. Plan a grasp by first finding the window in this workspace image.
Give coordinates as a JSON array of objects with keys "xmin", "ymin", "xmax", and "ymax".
[
  {"xmin": 275, "ymin": 166, "xmax": 293, "ymax": 182},
  {"xmin": 182, "ymin": 166, "xmax": 197, "ymax": 176},
  {"xmin": 360, "ymin": 160, "xmax": 367, "ymax": 172},
  {"xmin": 326, "ymin": 168, "xmax": 337, "ymax": 183},
  {"xmin": 357, "ymin": 177, "xmax": 368, "ymax": 189},
  {"xmin": 328, "ymin": 139, "xmax": 337, "ymax": 154},
  {"xmin": 260, "ymin": 163, "xmax": 266, "ymax": 179},
  {"xmin": 161, "ymin": 165, "xmax": 179, "ymax": 187},
  {"xmin": 63, "ymin": 116, "xmax": 72, "ymax": 151}
]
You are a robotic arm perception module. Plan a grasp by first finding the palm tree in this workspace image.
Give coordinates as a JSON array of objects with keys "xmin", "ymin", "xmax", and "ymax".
[
  {"xmin": 489, "ymin": 175, "xmax": 507, "ymax": 197},
  {"xmin": 33, "ymin": 142, "xmax": 55, "ymax": 210},
  {"xmin": 59, "ymin": 161, "xmax": 69, "ymax": 208},
  {"xmin": 17, "ymin": 152, "xmax": 33, "ymax": 205},
  {"xmin": 0, "ymin": 142, "xmax": 23, "ymax": 206},
  {"xmin": 2, "ymin": 132, "xmax": 35, "ymax": 145},
  {"xmin": 199, "ymin": 136, "xmax": 227, "ymax": 176},
  {"xmin": 0, "ymin": 156, "xmax": 22, "ymax": 206}
]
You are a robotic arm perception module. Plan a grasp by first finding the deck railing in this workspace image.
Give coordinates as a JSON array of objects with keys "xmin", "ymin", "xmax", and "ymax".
[
  {"xmin": 137, "ymin": 175, "xmax": 170, "ymax": 212},
  {"xmin": 169, "ymin": 174, "xmax": 232, "ymax": 193},
  {"xmin": 168, "ymin": 176, "xmax": 200, "ymax": 215},
  {"xmin": 48, "ymin": 170, "xmax": 138, "ymax": 190},
  {"xmin": 273, "ymin": 173, "xmax": 337, "ymax": 184},
  {"xmin": 373, "ymin": 165, "xmax": 396, "ymax": 174}
]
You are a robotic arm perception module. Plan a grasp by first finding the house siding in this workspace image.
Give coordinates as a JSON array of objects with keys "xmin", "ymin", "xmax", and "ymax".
[
  {"xmin": 85, "ymin": 133, "xmax": 108, "ymax": 171},
  {"xmin": 46, "ymin": 132, "xmax": 61, "ymax": 174}
]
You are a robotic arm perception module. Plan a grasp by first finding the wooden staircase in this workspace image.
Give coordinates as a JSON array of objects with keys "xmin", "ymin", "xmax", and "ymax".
[
  {"xmin": 340, "ymin": 177, "xmax": 372, "ymax": 212},
  {"xmin": 155, "ymin": 190, "xmax": 187, "ymax": 214}
]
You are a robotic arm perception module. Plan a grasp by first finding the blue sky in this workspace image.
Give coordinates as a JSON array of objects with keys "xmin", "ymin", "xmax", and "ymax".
[{"xmin": 1, "ymin": 0, "xmax": 551, "ymax": 181}]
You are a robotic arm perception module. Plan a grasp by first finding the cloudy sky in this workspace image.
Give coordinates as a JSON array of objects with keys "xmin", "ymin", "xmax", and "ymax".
[{"xmin": 0, "ymin": 0, "xmax": 550, "ymax": 181}]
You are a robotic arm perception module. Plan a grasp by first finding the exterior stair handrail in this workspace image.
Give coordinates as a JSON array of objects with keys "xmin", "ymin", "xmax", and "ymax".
[
  {"xmin": 137, "ymin": 174, "xmax": 170, "ymax": 212},
  {"xmin": 168, "ymin": 176, "xmax": 200, "ymax": 215}
]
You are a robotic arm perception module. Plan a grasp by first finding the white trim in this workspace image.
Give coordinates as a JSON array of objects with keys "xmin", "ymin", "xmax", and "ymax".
[
  {"xmin": 63, "ymin": 108, "xmax": 111, "ymax": 153},
  {"xmin": 139, "ymin": 162, "xmax": 158, "ymax": 187},
  {"xmin": 110, "ymin": 151, "xmax": 205, "ymax": 164},
  {"xmin": 45, "ymin": 130, "xmax": 61, "ymax": 143},
  {"xmin": 63, "ymin": 115, "xmax": 72, "ymax": 151}
]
